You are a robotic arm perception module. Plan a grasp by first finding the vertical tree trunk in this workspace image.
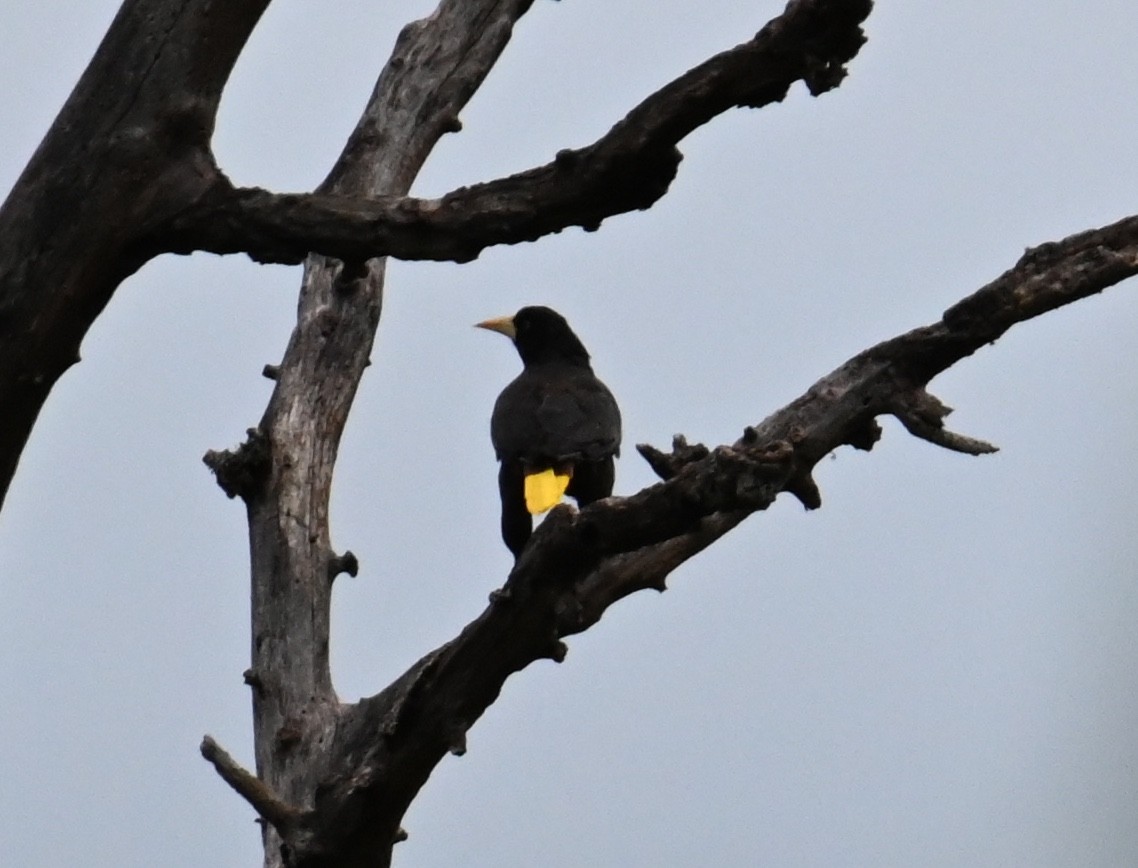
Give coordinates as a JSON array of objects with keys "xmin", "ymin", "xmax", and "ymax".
[{"xmin": 229, "ymin": 3, "xmax": 538, "ymax": 864}]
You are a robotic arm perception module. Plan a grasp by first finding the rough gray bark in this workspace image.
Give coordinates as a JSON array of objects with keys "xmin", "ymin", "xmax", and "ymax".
[{"xmin": 4, "ymin": 0, "xmax": 1136, "ymax": 867}]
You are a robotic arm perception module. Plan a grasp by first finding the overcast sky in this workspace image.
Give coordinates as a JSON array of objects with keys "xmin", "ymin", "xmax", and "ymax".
[{"xmin": 2, "ymin": 2, "xmax": 1137, "ymax": 866}]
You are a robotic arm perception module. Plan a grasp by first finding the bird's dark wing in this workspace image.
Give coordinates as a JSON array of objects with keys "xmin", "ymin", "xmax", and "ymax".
[{"xmin": 534, "ymin": 375, "xmax": 621, "ymax": 461}]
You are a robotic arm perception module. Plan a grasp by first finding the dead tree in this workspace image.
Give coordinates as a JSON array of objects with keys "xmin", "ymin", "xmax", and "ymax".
[{"xmin": 1, "ymin": 1, "xmax": 1135, "ymax": 866}]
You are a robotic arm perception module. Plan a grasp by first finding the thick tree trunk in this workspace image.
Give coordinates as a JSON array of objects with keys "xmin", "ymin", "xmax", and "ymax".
[{"xmin": 0, "ymin": 0, "xmax": 268, "ymax": 507}]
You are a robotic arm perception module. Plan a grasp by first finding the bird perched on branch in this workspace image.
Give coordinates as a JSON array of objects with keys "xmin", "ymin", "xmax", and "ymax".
[{"xmin": 477, "ymin": 306, "xmax": 621, "ymax": 558}]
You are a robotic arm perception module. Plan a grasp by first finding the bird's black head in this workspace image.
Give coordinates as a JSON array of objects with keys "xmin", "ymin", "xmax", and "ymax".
[{"xmin": 478, "ymin": 305, "xmax": 592, "ymax": 368}]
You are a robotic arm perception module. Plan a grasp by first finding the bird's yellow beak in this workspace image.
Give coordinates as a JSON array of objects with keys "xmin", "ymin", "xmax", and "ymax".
[{"xmin": 475, "ymin": 315, "xmax": 516, "ymax": 340}]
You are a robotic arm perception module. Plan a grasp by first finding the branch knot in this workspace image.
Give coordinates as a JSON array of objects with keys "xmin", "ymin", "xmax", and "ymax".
[{"xmin": 203, "ymin": 427, "xmax": 270, "ymax": 501}]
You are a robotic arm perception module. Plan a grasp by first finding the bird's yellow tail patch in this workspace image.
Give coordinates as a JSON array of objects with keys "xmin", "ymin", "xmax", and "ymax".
[{"xmin": 524, "ymin": 468, "xmax": 570, "ymax": 514}]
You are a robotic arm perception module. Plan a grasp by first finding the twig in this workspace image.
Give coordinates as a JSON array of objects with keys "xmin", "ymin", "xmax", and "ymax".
[{"xmin": 199, "ymin": 736, "xmax": 305, "ymax": 833}]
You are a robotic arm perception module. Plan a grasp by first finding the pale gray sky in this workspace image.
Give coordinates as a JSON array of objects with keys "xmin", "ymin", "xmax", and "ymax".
[{"xmin": 2, "ymin": 2, "xmax": 1137, "ymax": 866}]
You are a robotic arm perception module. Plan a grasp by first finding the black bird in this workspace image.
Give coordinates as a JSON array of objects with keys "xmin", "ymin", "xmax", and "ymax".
[{"xmin": 477, "ymin": 306, "xmax": 621, "ymax": 557}]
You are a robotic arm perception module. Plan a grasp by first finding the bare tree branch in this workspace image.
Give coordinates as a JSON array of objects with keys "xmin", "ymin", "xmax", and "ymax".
[
  {"xmin": 153, "ymin": 0, "xmax": 874, "ymax": 265},
  {"xmin": 555, "ymin": 214, "xmax": 1138, "ymax": 593},
  {"xmin": 891, "ymin": 390, "xmax": 999, "ymax": 455},
  {"xmin": 200, "ymin": 736, "xmax": 306, "ymax": 833}
]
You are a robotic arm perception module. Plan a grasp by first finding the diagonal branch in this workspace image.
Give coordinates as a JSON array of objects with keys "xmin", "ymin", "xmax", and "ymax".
[
  {"xmin": 305, "ymin": 212, "xmax": 1138, "ymax": 849},
  {"xmin": 200, "ymin": 736, "xmax": 306, "ymax": 833},
  {"xmin": 0, "ymin": 0, "xmax": 273, "ymax": 511},
  {"xmin": 155, "ymin": 0, "xmax": 874, "ymax": 265}
]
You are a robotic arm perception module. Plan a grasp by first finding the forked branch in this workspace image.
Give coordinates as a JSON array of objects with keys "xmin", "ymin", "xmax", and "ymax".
[{"xmin": 157, "ymin": 0, "xmax": 873, "ymax": 265}]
